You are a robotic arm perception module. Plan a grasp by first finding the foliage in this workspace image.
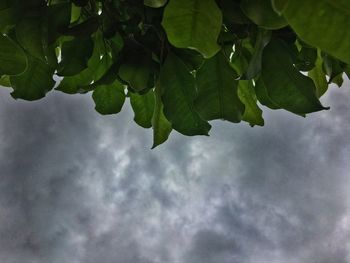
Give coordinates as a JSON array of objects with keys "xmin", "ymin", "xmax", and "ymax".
[{"xmin": 0, "ymin": 0, "xmax": 349, "ymax": 147}]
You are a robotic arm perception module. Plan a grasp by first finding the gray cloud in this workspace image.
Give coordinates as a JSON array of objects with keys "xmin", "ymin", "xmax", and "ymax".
[{"xmin": 0, "ymin": 82, "xmax": 350, "ymax": 263}]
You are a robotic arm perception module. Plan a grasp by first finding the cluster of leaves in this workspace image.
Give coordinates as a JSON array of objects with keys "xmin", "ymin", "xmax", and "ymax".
[{"xmin": 1, "ymin": 0, "xmax": 350, "ymax": 147}]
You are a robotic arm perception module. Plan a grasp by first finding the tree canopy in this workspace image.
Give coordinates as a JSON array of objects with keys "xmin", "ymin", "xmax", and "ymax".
[{"xmin": 0, "ymin": 0, "xmax": 349, "ymax": 147}]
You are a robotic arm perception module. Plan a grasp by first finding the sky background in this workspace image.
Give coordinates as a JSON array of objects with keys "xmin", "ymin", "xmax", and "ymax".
[{"xmin": 0, "ymin": 81, "xmax": 350, "ymax": 263}]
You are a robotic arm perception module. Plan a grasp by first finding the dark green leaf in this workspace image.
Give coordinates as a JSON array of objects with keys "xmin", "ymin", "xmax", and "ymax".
[
  {"xmin": 220, "ymin": 0, "xmax": 250, "ymax": 25},
  {"xmin": 160, "ymin": 53, "xmax": 211, "ymax": 136},
  {"xmin": 344, "ymin": 65, "xmax": 350, "ymax": 80},
  {"xmin": 90, "ymin": 64, "xmax": 120, "ymax": 87},
  {"xmin": 254, "ymin": 78, "xmax": 280, "ymax": 110},
  {"xmin": 47, "ymin": 3, "xmax": 71, "ymax": 44},
  {"xmin": 57, "ymin": 37, "xmax": 93, "ymax": 76},
  {"xmin": 108, "ymin": 34, "xmax": 124, "ymax": 56},
  {"xmin": 295, "ymin": 46, "xmax": 317, "ymax": 72},
  {"xmin": 195, "ymin": 52, "xmax": 244, "ymax": 123},
  {"xmin": 16, "ymin": 18, "xmax": 45, "ymax": 60},
  {"xmin": 72, "ymin": 0, "xmax": 88, "ymax": 7},
  {"xmin": 63, "ymin": 17, "xmax": 99, "ymax": 37},
  {"xmin": 241, "ymin": 0, "xmax": 287, "ymax": 29},
  {"xmin": 322, "ymin": 54, "xmax": 344, "ymax": 84},
  {"xmin": 0, "ymin": 6, "xmax": 18, "ymax": 31},
  {"xmin": 261, "ymin": 38, "xmax": 327, "ymax": 114},
  {"xmin": 92, "ymin": 82, "xmax": 125, "ymax": 115},
  {"xmin": 10, "ymin": 55, "xmax": 54, "ymax": 100},
  {"xmin": 162, "ymin": 0, "xmax": 222, "ymax": 58},
  {"xmin": 151, "ymin": 82, "xmax": 172, "ymax": 148},
  {"xmin": 271, "ymin": 0, "xmax": 289, "ymax": 15},
  {"xmin": 118, "ymin": 47, "xmax": 153, "ymax": 92},
  {"xmin": 0, "ymin": 34, "xmax": 28, "ymax": 75},
  {"xmin": 238, "ymin": 80, "xmax": 264, "ymax": 126},
  {"xmin": 331, "ymin": 74, "xmax": 344, "ymax": 88},
  {"xmin": 130, "ymin": 90, "xmax": 155, "ymax": 128},
  {"xmin": 57, "ymin": 33, "xmax": 113, "ymax": 94},
  {"xmin": 173, "ymin": 48, "xmax": 204, "ymax": 71},
  {"xmin": 57, "ymin": 54, "xmax": 112, "ymax": 94}
]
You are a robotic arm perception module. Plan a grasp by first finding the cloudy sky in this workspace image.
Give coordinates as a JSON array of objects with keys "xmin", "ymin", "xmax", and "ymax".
[{"xmin": 0, "ymin": 80, "xmax": 350, "ymax": 263}]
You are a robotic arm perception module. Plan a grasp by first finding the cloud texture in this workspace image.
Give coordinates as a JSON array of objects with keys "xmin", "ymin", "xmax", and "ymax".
[{"xmin": 0, "ymin": 83, "xmax": 349, "ymax": 263}]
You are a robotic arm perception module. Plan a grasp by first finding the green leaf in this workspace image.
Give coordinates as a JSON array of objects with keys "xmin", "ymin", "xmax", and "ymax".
[
  {"xmin": 0, "ymin": 74, "xmax": 11, "ymax": 87},
  {"xmin": 72, "ymin": 0, "xmax": 88, "ymax": 7},
  {"xmin": 173, "ymin": 48, "xmax": 204, "ymax": 71},
  {"xmin": 162, "ymin": 0, "xmax": 222, "ymax": 58},
  {"xmin": 282, "ymin": 0, "xmax": 350, "ymax": 64},
  {"xmin": 63, "ymin": 17, "xmax": 99, "ymax": 38},
  {"xmin": 308, "ymin": 53, "xmax": 328, "ymax": 98},
  {"xmin": 144, "ymin": 0, "xmax": 167, "ymax": 8},
  {"xmin": 195, "ymin": 52, "xmax": 244, "ymax": 123},
  {"xmin": 271, "ymin": 0, "xmax": 289, "ymax": 15},
  {"xmin": 220, "ymin": 0, "xmax": 250, "ymax": 24},
  {"xmin": 261, "ymin": 38, "xmax": 327, "ymax": 114},
  {"xmin": 322, "ymin": 54, "xmax": 344, "ymax": 84},
  {"xmin": 118, "ymin": 48, "xmax": 153, "ymax": 92},
  {"xmin": 160, "ymin": 53, "xmax": 211, "ymax": 136},
  {"xmin": 295, "ymin": 46, "xmax": 317, "ymax": 72},
  {"xmin": 57, "ymin": 54, "xmax": 112, "ymax": 94},
  {"xmin": 57, "ymin": 37, "xmax": 93, "ymax": 76},
  {"xmin": 88, "ymin": 64, "xmax": 120, "ymax": 88},
  {"xmin": 0, "ymin": 6, "xmax": 18, "ymax": 31},
  {"xmin": 92, "ymin": 82, "xmax": 125, "ymax": 115},
  {"xmin": 238, "ymin": 80, "xmax": 264, "ymax": 126},
  {"xmin": 241, "ymin": 0, "xmax": 287, "ymax": 29},
  {"xmin": 16, "ymin": 18, "xmax": 45, "ymax": 60},
  {"xmin": 0, "ymin": 34, "xmax": 28, "ymax": 75},
  {"xmin": 56, "ymin": 34, "xmax": 113, "ymax": 94},
  {"xmin": 10, "ymin": 55, "xmax": 55, "ymax": 100},
  {"xmin": 230, "ymin": 44, "xmax": 250, "ymax": 77},
  {"xmin": 243, "ymin": 29, "xmax": 271, "ymax": 79},
  {"xmin": 108, "ymin": 34, "xmax": 124, "ymax": 56},
  {"xmin": 331, "ymin": 74, "xmax": 344, "ymax": 88},
  {"xmin": 70, "ymin": 3, "xmax": 81, "ymax": 23},
  {"xmin": 129, "ymin": 90, "xmax": 155, "ymax": 128},
  {"xmin": 254, "ymin": 78, "xmax": 280, "ymax": 110},
  {"xmin": 151, "ymin": 82, "xmax": 172, "ymax": 148},
  {"xmin": 47, "ymin": 3, "xmax": 71, "ymax": 44}
]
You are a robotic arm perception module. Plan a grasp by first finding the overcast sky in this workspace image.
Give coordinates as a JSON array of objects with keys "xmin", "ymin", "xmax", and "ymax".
[{"xmin": 0, "ymin": 81, "xmax": 350, "ymax": 263}]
